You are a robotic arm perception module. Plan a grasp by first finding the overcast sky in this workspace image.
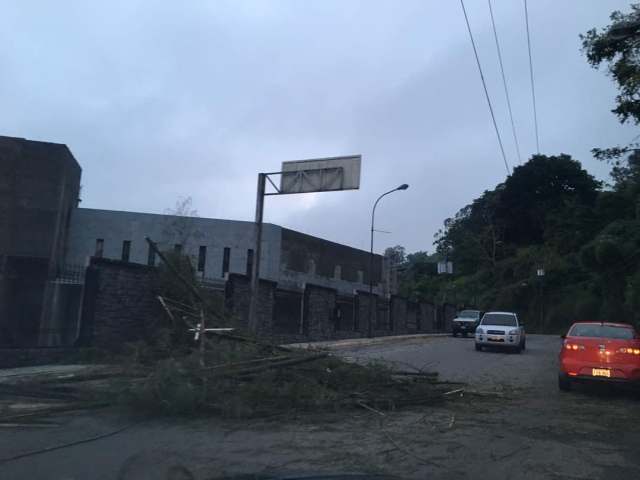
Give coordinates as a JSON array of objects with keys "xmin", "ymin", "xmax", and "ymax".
[{"xmin": 1, "ymin": 0, "xmax": 637, "ymax": 253}]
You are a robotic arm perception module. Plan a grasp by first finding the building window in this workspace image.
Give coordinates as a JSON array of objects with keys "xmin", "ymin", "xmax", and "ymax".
[
  {"xmin": 147, "ymin": 244, "xmax": 156, "ymax": 266},
  {"xmin": 121, "ymin": 240, "xmax": 131, "ymax": 262},
  {"xmin": 95, "ymin": 239, "xmax": 104, "ymax": 258},
  {"xmin": 222, "ymin": 247, "xmax": 230, "ymax": 277},
  {"xmin": 246, "ymin": 249, "xmax": 254, "ymax": 277},
  {"xmin": 174, "ymin": 244, "xmax": 182, "ymax": 255},
  {"xmin": 198, "ymin": 246, "xmax": 207, "ymax": 273}
]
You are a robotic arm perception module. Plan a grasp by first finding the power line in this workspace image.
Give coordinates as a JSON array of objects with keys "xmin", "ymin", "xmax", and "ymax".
[
  {"xmin": 459, "ymin": 0, "xmax": 511, "ymax": 175},
  {"xmin": 524, "ymin": 0, "xmax": 540, "ymax": 154},
  {"xmin": 488, "ymin": 0, "xmax": 522, "ymax": 164}
]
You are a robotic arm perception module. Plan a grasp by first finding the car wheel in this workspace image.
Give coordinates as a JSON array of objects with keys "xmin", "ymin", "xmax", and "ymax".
[
  {"xmin": 513, "ymin": 345, "xmax": 522, "ymax": 354},
  {"xmin": 475, "ymin": 343, "xmax": 482, "ymax": 351},
  {"xmin": 558, "ymin": 374, "xmax": 572, "ymax": 392},
  {"xmin": 452, "ymin": 331, "xmax": 458, "ymax": 337},
  {"xmin": 522, "ymin": 339, "xmax": 526, "ymax": 350}
]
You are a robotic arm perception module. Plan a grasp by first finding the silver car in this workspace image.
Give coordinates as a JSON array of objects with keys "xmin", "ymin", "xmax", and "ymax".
[{"xmin": 475, "ymin": 311, "xmax": 526, "ymax": 353}]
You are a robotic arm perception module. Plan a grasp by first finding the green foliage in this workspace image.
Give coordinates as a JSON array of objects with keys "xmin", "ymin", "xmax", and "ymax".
[
  {"xmin": 497, "ymin": 155, "xmax": 601, "ymax": 245},
  {"xmin": 581, "ymin": 3, "xmax": 640, "ymax": 125},
  {"xmin": 117, "ymin": 348, "xmax": 439, "ymax": 418},
  {"xmin": 384, "ymin": 245, "xmax": 406, "ymax": 266}
]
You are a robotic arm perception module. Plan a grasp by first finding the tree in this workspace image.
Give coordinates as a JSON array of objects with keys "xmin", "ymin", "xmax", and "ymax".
[
  {"xmin": 162, "ymin": 196, "xmax": 202, "ymax": 250},
  {"xmin": 582, "ymin": 4, "xmax": 640, "ymax": 125},
  {"xmin": 496, "ymin": 155, "xmax": 601, "ymax": 245},
  {"xmin": 384, "ymin": 245, "xmax": 406, "ymax": 266},
  {"xmin": 582, "ymin": 4, "xmax": 640, "ymax": 162}
]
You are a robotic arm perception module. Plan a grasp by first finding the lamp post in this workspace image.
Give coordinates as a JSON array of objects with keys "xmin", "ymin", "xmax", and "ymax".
[{"xmin": 368, "ymin": 184, "xmax": 409, "ymax": 338}]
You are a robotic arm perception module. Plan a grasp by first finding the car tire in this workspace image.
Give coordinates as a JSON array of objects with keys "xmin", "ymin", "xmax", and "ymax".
[
  {"xmin": 513, "ymin": 345, "xmax": 522, "ymax": 354},
  {"xmin": 475, "ymin": 343, "xmax": 482, "ymax": 351},
  {"xmin": 558, "ymin": 374, "xmax": 572, "ymax": 392},
  {"xmin": 452, "ymin": 331, "xmax": 458, "ymax": 337},
  {"xmin": 522, "ymin": 339, "xmax": 526, "ymax": 350}
]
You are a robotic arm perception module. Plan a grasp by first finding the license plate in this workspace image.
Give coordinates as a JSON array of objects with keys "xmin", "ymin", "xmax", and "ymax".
[
  {"xmin": 488, "ymin": 337, "xmax": 504, "ymax": 342},
  {"xmin": 592, "ymin": 368, "xmax": 611, "ymax": 378}
]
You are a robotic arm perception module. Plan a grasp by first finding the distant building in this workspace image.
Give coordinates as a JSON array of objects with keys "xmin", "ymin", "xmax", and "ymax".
[{"xmin": 0, "ymin": 135, "xmax": 385, "ymax": 347}]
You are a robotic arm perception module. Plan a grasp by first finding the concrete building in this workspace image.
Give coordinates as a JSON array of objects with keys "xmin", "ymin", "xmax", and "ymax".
[
  {"xmin": 0, "ymin": 136, "xmax": 81, "ymax": 346},
  {"xmin": 0, "ymin": 135, "xmax": 385, "ymax": 347},
  {"xmin": 66, "ymin": 209, "xmax": 380, "ymax": 295}
]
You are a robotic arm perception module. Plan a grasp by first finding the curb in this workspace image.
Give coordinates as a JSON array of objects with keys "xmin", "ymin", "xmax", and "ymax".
[{"xmin": 285, "ymin": 333, "xmax": 450, "ymax": 350}]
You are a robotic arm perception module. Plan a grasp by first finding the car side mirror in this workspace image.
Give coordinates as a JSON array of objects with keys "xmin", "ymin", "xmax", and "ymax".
[{"xmin": 560, "ymin": 334, "xmax": 566, "ymax": 339}]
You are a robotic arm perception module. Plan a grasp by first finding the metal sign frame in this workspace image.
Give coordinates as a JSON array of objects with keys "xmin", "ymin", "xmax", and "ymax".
[{"xmin": 247, "ymin": 156, "xmax": 361, "ymax": 332}]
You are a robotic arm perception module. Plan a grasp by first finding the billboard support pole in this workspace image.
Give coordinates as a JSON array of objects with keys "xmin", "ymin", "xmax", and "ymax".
[
  {"xmin": 248, "ymin": 173, "xmax": 266, "ymax": 332},
  {"xmin": 246, "ymin": 156, "xmax": 362, "ymax": 334}
]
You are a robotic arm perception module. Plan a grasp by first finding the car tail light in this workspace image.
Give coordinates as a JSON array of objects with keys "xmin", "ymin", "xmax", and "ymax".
[
  {"xmin": 565, "ymin": 343, "xmax": 585, "ymax": 351},
  {"xmin": 618, "ymin": 347, "xmax": 640, "ymax": 355}
]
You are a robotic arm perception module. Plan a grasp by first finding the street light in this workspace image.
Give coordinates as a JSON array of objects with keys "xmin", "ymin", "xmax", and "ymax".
[{"xmin": 368, "ymin": 183, "xmax": 409, "ymax": 338}]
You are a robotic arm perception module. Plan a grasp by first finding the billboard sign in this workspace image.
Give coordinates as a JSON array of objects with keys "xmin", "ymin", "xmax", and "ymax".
[{"xmin": 280, "ymin": 155, "xmax": 361, "ymax": 194}]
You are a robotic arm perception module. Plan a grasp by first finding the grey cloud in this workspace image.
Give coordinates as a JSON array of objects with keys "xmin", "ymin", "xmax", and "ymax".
[{"xmin": 0, "ymin": 0, "xmax": 635, "ymax": 254}]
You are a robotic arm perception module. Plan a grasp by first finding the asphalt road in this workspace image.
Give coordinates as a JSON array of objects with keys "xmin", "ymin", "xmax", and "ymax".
[
  {"xmin": 340, "ymin": 333, "xmax": 559, "ymax": 391},
  {"xmin": 2, "ymin": 335, "xmax": 640, "ymax": 480}
]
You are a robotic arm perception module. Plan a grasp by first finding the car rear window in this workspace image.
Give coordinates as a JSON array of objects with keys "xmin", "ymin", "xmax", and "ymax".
[
  {"xmin": 569, "ymin": 324, "xmax": 635, "ymax": 339},
  {"xmin": 481, "ymin": 313, "xmax": 517, "ymax": 326},
  {"xmin": 459, "ymin": 310, "xmax": 480, "ymax": 318}
]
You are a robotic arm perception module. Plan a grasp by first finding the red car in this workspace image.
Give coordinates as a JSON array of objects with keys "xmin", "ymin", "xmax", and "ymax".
[{"xmin": 558, "ymin": 321, "xmax": 640, "ymax": 391}]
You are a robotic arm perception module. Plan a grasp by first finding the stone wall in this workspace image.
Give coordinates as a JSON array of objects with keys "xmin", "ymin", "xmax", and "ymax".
[
  {"xmin": 419, "ymin": 302, "xmax": 436, "ymax": 332},
  {"xmin": 303, "ymin": 284, "xmax": 337, "ymax": 340},
  {"xmin": 355, "ymin": 290, "xmax": 377, "ymax": 336},
  {"xmin": 79, "ymin": 258, "xmax": 161, "ymax": 349},
  {"xmin": 225, "ymin": 273, "xmax": 276, "ymax": 336},
  {"xmin": 390, "ymin": 295, "xmax": 408, "ymax": 335},
  {"xmin": 73, "ymin": 260, "xmax": 455, "ymax": 352}
]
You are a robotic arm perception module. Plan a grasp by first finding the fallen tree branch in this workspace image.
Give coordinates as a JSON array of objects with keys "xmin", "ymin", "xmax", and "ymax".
[
  {"xmin": 204, "ymin": 355, "xmax": 290, "ymax": 371},
  {"xmin": 380, "ymin": 428, "xmax": 444, "ymax": 467},
  {"xmin": 0, "ymin": 421, "xmax": 141, "ymax": 465},
  {"xmin": 221, "ymin": 353, "xmax": 329, "ymax": 377},
  {"xmin": 0, "ymin": 402, "xmax": 111, "ymax": 423},
  {"xmin": 356, "ymin": 401, "xmax": 386, "ymax": 417}
]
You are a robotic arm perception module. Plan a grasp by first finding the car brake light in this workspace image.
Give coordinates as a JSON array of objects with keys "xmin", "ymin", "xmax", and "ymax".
[
  {"xmin": 565, "ymin": 343, "xmax": 584, "ymax": 351},
  {"xmin": 618, "ymin": 347, "xmax": 640, "ymax": 355}
]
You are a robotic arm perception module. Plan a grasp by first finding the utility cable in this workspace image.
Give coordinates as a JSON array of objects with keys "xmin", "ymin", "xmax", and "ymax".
[
  {"xmin": 488, "ymin": 0, "xmax": 522, "ymax": 164},
  {"xmin": 524, "ymin": 0, "xmax": 540, "ymax": 154},
  {"xmin": 460, "ymin": 0, "xmax": 511, "ymax": 175}
]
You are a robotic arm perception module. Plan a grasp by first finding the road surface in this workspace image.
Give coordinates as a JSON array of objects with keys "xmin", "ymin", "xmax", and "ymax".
[{"xmin": 2, "ymin": 335, "xmax": 640, "ymax": 480}]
